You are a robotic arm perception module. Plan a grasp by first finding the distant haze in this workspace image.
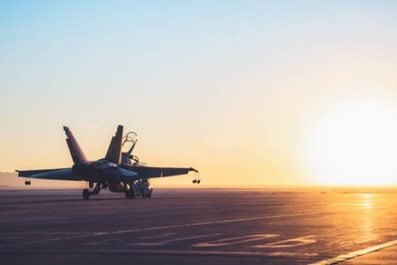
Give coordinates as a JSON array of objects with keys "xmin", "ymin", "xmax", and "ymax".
[{"xmin": 0, "ymin": 172, "xmax": 84, "ymax": 188}]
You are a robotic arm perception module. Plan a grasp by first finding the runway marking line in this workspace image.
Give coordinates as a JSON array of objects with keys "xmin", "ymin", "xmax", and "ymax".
[
  {"xmin": 193, "ymin": 234, "xmax": 279, "ymax": 247},
  {"xmin": 0, "ymin": 206, "xmax": 391, "ymax": 249},
  {"xmin": 253, "ymin": 236, "xmax": 316, "ymax": 249},
  {"xmin": 138, "ymin": 232, "xmax": 177, "ymax": 240},
  {"xmin": 128, "ymin": 233, "xmax": 221, "ymax": 246},
  {"xmin": 309, "ymin": 239, "xmax": 397, "ymax": 265}
]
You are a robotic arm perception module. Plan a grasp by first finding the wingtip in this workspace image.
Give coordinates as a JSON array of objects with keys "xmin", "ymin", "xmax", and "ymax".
[{"xmin": 190, "ymin": 168, "xmax": 199, "ymax": 173}]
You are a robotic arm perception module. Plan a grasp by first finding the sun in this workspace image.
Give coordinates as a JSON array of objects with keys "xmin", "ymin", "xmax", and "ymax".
[{"xmin": 307, "ymin": 98, "xmax": 397, "ymax": 186}]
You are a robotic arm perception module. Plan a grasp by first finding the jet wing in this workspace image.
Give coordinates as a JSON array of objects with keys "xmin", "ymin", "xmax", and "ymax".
[
  {"xmin": 131, "ymin": 166, "xmax": 198, "ymax": 179},
  {"xmin": 16, "ymin": 168, "xmax": 82, "ymax": 181},
  {"xmin": 103, "ymin": 167, "xmax": 138, "ymax": 177},
  {"xmin": 106, "ymin": 167, "xmax": 139, "ymax": 182}
]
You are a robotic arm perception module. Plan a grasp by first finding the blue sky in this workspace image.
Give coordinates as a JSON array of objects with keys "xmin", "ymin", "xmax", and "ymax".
[{"xmin": 1, "ymin": 1, "xmax": 397, "ymax": 186}]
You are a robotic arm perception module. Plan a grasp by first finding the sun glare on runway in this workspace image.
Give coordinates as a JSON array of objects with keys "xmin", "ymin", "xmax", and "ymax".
[
  {"xmin": 360, "ymin": 193, "xmax": 374, "ymax": 209},
  {"xmin": 307, "ymin": 98, "xmax": 397, "ymax": 186}
]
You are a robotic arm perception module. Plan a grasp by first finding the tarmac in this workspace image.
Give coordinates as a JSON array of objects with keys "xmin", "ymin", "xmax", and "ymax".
[{"xmin": 1, "ymin": 188, "xmax": 397, "ymax": 265}]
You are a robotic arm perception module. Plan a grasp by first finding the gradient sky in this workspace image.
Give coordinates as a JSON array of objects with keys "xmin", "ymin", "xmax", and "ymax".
[{"xmin": 2, "ymin": 1, "xmax": 397, "ymax": 187}]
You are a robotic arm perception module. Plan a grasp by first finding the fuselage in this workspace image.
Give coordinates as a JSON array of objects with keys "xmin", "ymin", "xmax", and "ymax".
[{"xmin": 72, "ymin": 159, "xmax": 119, "ymax": 182}]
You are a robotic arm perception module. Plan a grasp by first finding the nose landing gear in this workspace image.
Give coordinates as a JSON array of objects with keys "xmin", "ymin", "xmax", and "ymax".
[{"xmin": 24, "ymin": 178, "xmax": 31, "ymax": 186}]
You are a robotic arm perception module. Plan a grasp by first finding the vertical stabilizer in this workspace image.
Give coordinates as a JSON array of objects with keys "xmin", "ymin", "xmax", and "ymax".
[
  {"xmin": 105, "ymin": 125, "xmax": 123, "ymax": 164},
  {"xmin": 63, "ymin": 126, "xmax": 87, "ymax": 163}
]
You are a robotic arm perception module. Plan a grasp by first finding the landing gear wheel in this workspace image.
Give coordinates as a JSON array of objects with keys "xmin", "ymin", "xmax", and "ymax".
[
  {"xmin": 146, "ymin": 193, "xmax": 152, "ymax": 198},
  {"xmin": 83, "ymin": 189, "xmax": 90, "ymax": 200},
  {"xmin": 125, "ymin": 189, "xmax": 135, "ymax": 199}
]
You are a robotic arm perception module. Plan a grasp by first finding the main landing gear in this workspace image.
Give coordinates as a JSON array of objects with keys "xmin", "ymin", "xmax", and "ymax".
[
  {"xmin": 82, "ymin": 183, "xmax": 103, "ymax": 200},
  {"xmin": 83, "ymin": 189, "xmax": 90, "ymax": 200},
  {"xmin": 125, "ymin": 188, "xmax": 135, "ymax": 199}
]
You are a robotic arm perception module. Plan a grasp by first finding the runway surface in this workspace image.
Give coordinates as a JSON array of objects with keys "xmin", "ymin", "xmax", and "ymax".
[{"xmin": 1, "ymin": 188, "xmax": 397, "ymax": 264}]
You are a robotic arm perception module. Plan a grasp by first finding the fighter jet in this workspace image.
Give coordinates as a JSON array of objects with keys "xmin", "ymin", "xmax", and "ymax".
[{"xmin": 16, "ymin": 126, "xmax": 199, "ymax": 200}]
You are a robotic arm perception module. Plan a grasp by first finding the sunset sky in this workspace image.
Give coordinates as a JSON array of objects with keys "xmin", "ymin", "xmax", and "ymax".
[{"xmin": 1, "ymin": 1, "xmax": 397, "ymax": 187}]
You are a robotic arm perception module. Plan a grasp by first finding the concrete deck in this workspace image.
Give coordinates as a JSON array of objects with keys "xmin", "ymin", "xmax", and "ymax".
[{"xmin": 1, "ymin": 188, "xmax": 397, "ymax": 264}]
